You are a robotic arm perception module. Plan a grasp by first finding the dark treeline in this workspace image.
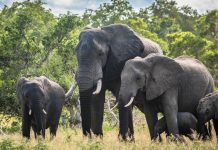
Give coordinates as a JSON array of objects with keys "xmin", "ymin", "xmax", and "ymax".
[{"xmin": 0, "ymin": 0, "xmax": 217, "ymax": 116}]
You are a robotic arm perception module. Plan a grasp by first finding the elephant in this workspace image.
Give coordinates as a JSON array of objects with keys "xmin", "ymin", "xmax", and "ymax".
[
  {"xmin": 154, "ymin": 112, "xmax": 198, "ymax": 141},
  {"xmin": 65, "ymin": 24, "xmax": 163, "ymax": 139},
  {"xmin": 197, "ymin": 91, "xmax": 218, "ymax": 138},
  {"xmin": 16, "ymin": 76, "xmax": 71, "ymax": 139},
  {"xmin": 118, "ymin": 54, "xmax": 214, "ymax": 140}
]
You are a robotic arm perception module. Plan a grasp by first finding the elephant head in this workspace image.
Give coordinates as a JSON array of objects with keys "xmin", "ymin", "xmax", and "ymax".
[
  {"xmin": 16, "ymin": 77, "xmax": 49, "ymax": 137},
  {"xmin": 118, "ymin": 54, "xmax": 183, "ymax": 107},
  {"xmin": 74, "ymin": 24, "xmax": 148, "ymax": 93},
  {"xmin": 197, "ymin": 91, "xmax": 218, "ymax": 124}
]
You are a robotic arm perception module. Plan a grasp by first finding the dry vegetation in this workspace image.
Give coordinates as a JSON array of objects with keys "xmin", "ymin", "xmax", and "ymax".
[
  {"xmin": 0, "ymin": 126, "xmax": 218, "ymax": 150},
  {"xmin": 1, "ymin": 112, "xmax": 218, "ymax": 150}
]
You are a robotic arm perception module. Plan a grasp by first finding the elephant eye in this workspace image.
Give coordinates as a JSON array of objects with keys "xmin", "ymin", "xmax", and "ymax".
[
  {"xmin": 98, "ymin": 52, "xmax": 103, "ymax": 56},
  {"xmin": 136, "ymin": 76, "xmax": 140, "ymax": 81}
]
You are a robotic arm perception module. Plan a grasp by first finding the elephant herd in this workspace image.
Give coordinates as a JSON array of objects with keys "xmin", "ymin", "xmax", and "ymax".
[{"xmin": 16, "ymin": 24, "xmax": 218, "ymax": 142}]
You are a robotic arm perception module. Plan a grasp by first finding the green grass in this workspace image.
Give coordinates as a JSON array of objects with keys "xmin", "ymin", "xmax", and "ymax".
[{"xmin": 0, "ymin": 125, "xmax": 218, "ymax": 150}]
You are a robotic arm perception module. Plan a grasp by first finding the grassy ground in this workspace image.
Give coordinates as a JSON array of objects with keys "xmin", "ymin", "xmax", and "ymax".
[
  {"xmin": 0, "ymin": 108, "xmax": 217, "ymax": 149},
  {"xmin": 0, "ymin": 124, "xmax": 218, "ymax": 150}
]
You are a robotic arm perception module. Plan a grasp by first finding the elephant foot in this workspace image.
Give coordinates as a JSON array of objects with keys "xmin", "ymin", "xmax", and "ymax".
[
  {"xmin": 93, "ymin": 133, "xmax": 103, "ymax": 139},
  {"xmin": 128, "ymin": 133, "xmax": 135, "ymax": 142},
  {"xmin": 118, "ymin": 133, "xmax": 135, "ymax": 142},
  {"xmin": 23, "ymin": 136, "xmax": 30, "ymax": 140},
  {"xmin": 167, "ymin": 134, "xmax": 185, "ymax": 143},
  {"xmin": 198, "ymin": 134, "xmax": 211, "ymax": 141},
  {"xmin": 50, "ymin": 134, "xmax": 56, "ymax": 141},
  {"xmin": 83, "ymin": 132, "xmax": 92, "ymax": 139},
  {"xmin": 151, "ymin": 135, "xmax": 162, "ymax": 143}
]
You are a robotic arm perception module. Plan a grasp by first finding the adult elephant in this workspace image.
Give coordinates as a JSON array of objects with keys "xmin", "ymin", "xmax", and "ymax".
[
  {"xmin": 16, "ymin": 76, "xmax": 68, "ymax": 139},
  {"xmin": 66, "ymin": 24, "xmax": 163, "ymax": 139},
  {"xmin": 118, "ymin": 54, "xmax": 214, "ymax": 140}
]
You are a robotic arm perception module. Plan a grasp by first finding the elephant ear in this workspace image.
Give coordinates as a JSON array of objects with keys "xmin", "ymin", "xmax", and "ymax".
[
  {"xmin": 145, "ymin": 55, "xmax": 184, "ymax": 100},
  {"xmin": 102, "ymin": 24, "xmax": 145, "ymax": 81},
  {"xmin": 35, "ymin": 76, "xmax": 51, "ymax": 90},
  {"xmin": 16, "ymin": 77, "xmax": 28, "ymax": 105}
]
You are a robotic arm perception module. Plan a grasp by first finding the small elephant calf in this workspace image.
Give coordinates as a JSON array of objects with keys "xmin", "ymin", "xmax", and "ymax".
[
  {"xmin": 154, "ymin": 112, "xmax": 197, "ymax": 141},
  {"xmin": 197, "ymin": 91, "xmax": 218, "ymax": 138},
  {"xmin": 16, "ymin": 76, "xmax": 68, "ymax": 139}
]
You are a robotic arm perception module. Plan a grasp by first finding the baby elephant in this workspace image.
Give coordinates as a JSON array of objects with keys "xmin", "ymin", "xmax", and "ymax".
[
  {"xmin": 16, "ymin": 76, "xmax": 74, "ymax": 139},
  {"xmin": 197, "ymin": 91, "xmax": 218, "ymax": 138},
  {"xmin": 154, "ymin": 112, "xmax": 197, "ymax": 141}
]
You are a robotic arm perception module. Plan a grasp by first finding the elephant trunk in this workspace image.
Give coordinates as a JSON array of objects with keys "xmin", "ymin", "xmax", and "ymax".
[
  {"xmin": 77, "ymin": 60, "xmax": 103, "ymax": 92},
  {"xmin": 32, "ymin": 100, "xmax": 46, "ymax": 138},
  {"xmin": 80, "ymin": 90, "xmax": 92, "ymax": 136},
  {"xmin": 118, "ymin": 105, "xmax": 130, "ymax": 140}
]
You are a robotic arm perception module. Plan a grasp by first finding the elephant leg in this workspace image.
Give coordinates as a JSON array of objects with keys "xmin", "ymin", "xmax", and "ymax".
[
  {"xmin": 49, "ymin": 111, "xmax": 62, "ymax": 139},
  {"xmin": 213, "ymin": 119, "xmax": 218, "ymax": 140},
  {"xmin": 22, "ymin": 105, "xmax": 31, "ymax": 139},
  {"xmin": 50, "ymin": 125, "xmax": 58, "ymax": 140},
  {"xmin": 31, "ymin": 123, "xmax": 37, "ymax": 139},
  {"xmin": 119, "ymin": 106, "xmax": 130, "ymax": 141},
  {"xmin": 162, "ymin": 88, "xmax": 179, "ymax": 138},
  {"xmin": 127, "ymin": 107, "xmax": 134, "ymax": 141},
  {"xmin": 91, "ymin": 89, "xmax": 105, "ymax": 137},
  {"xmin": 197, "ymin": 122, "xmax": 211, "ymax": 140},
  {"xmin": 143, "ymin": 103, "xmax": 158, "ymax": 140}
]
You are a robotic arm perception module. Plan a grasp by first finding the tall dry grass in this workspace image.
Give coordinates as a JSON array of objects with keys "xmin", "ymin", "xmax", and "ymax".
[{"xmin": 0, "ymin": 123, "xmax": 218, "ymax": 150}]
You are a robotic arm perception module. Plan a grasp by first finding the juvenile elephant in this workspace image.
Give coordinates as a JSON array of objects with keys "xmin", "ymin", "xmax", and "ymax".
[
  {"xmin": 197, "ymin": 91, "xmax": 218, "ymax": 138},
  {"xmin": 16, "ymin": 76, "xmax": 70, "ymax": 139},
  {"xmin": 118, "ymin": 54, "xmax": 214, "ymax": 140},
  {"xmin": 66, "ymin": 24, "xmax": 163, "ymax": 139},
  {"xmin": 154, "ymin": 112, "xmax": 198, "ymax": 141}
]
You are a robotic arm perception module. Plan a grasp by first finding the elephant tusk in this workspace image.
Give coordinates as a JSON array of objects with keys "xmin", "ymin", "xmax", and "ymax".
[
  {"xmin": 29, "ymin": 109, "xmax": 32, "ymax": 115},
  {"xmin": 65, "ymin": 81, "xmax": 77, "ymax": 98},
  {"xmin": 111, "ymin": 102, "xmax": 118, "ymax": 110},
  {"xmin": 125, "ymin": 97, "xmax": 134, "ymax": 107},
  {"xmin": 93, "ymin": 79, "xmax": 102, "ymax": 95},
  {"xmin": 42, "ymin": 109, "xmax": 47, "ymax": 115}
]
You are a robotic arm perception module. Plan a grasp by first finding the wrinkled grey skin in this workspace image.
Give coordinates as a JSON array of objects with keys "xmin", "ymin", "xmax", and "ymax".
[
  {"xmin": 119, "ymin": 54, "xmax": 214, "ymax": 140},
  {"xmin": 74, "ymin": 24, "xmax": 162, "ymax": 139},
  {"xmin": 16, "ymin": 76, "xmax": 65, "ymax": 139},
  {"xmin": 154, "ymin": 112, "xmax": 198, "ymax": 141},
  {"xmin": 197, "ymin": 91, "xmax": 218, "ymax": 138}
]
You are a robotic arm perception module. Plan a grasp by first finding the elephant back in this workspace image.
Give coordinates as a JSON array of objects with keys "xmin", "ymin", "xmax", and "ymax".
[{"xmin": 175, "ymin": 56, "xmax": 214, "ymax": 114}]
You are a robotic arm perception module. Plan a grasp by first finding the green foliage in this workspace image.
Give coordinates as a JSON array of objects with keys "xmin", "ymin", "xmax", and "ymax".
[
  {"xmin": 0, "ymin": 1, "xmax": 81, "ymax": 115},
  {"xmin": 0, "ymin": 114, "xmax": 21, "ymax": 133},
  {"xmin": 166, "ymin": 31, "xmax": 218, "ymax": 80},
  {"xmin": 0, "ymin": 139, "xmax": 25, "ymax": 150},
  {"xmin": 0, "ymin": 0, "xmax": 218, "ymax": 118},
  {"xmin": 32, "ymin": 139, "xmax": 48, "ymax": 150},
  {"xmin": 166, "ymin": 32, "xmax": 213, "ymax": 58},
  {"xmin": 87, "ymin": 141, "xmax": 103, "ymax": 150},
  {"xmin": 83, "ymin": 0, "xmax": 134, "ymax": 27},
  {"xmin": 194, "ymin": 10, "xmax": 218, "ymax": 43}
]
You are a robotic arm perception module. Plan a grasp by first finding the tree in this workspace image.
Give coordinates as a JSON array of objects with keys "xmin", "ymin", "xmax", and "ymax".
[
  {"xmin": 145, "ymin": 0, "xmax": 199, "ymax": 36},
  {"xmin": 0, "ymin": 1, "xmax": 81, "ymax": 115},
  {"xmin": 195, "ymin": 10, "xmax": 218, "ymax": 44},
  {"xmin": 166, "ymin": 31, "xmax": 218, "ymax": 83},
  {"xmin": 83, "ymin": 0, "xmax": 134, "ymax": 27}
]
